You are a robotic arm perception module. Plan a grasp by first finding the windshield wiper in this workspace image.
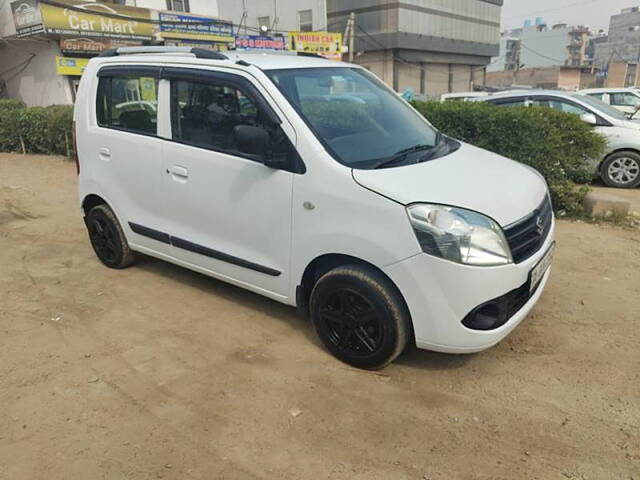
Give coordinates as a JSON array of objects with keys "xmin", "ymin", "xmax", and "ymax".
[{"xmin": 373, "ymin": 138, "xmax": 440, "ymax": 170}]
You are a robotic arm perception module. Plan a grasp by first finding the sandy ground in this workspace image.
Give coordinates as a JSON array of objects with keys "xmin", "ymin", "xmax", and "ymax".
[
  {"xmin": 591, "ymin": 183, "xmax": 640, "ymax": 214},
  {"xmin": 0, "ymin": 153, "xmax": 638, "ymax": 480}
]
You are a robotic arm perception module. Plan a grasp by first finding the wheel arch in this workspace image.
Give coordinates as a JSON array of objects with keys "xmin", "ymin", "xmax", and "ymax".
[
  {"xmin": 296, "ymin": 253, "xmax": 414, "ymax": 339},
  {"xmin": 81, "ymin": 193, "xmax": 108, "ymax": 216}
]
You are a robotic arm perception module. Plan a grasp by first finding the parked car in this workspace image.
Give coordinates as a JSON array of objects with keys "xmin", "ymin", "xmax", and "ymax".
[
  {"xmin": 74, "ymin": 47, "xmax": 554, "ymax": 369},
  {"xmin": 440, "ymin": 91, "xmax": 490, "ymax": 102},
  {"xmin": 476, "ymin": 90, "xmax": 640, "ymax": 188},
  {"xmin": 578, "ymin": 87, "xmax": 640, "ymax": 117}
]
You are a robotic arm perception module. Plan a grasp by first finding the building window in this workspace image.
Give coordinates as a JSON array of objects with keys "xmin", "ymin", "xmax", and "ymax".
[
  {"xmin": 298, "ymin": 10, "xmax": 313, "ymax": 32},
  {"xmin": 166, "ymin": 0, "xmax": 190, "ymax": 12},
  {"xmin": 258, "ymin": 16, "xmax": 271, "ymax": 32}
]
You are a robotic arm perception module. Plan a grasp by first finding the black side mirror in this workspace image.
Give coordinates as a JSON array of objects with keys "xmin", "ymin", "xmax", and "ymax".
[
  {"xmin": 233, "ymin": 125, "xmax": 269, "ymax": 156},
  {"xmin": 233, "ymin": 124, "xmax": 290, "ymax": 170}
]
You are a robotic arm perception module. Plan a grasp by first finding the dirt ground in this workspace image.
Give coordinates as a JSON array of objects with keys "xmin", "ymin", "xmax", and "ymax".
[{"xmin": 1, "ymin": 153, "xmax": 638, "ymax": 480}]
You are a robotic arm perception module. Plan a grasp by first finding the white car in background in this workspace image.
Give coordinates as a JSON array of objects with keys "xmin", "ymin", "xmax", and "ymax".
[
  {"xmin": 477, "ymin": 90, "xmax": 640, "ymax": 188},
  {"xmin": 440, "ymin": 91, "xmax": 490, "ymax": 102},
  {"xmin": 578, "ymin": 87, "xmax": 640, "ymax": 117}
]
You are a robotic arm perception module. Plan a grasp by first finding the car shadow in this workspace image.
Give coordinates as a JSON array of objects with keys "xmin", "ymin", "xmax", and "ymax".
[{"xmin": 133, "ymin": 253, "xmax": 475, "ymax": 371}]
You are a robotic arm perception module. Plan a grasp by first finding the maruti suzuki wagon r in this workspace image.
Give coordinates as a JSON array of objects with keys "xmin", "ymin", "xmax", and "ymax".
[{"xmin": 74, "ymin": 47, "xmax": 555, "ymax": 369}]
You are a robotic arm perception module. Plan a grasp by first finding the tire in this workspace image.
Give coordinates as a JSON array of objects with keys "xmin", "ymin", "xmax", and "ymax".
[
  {"xmin": 309, "ymin": 264, "xmax": 410, "ymax": 370},
  {"xmin": 601, "ymin": 151, "xmax": 640, "ymax": 188},
  {"xmin": 85, "ymin": 204, "xmax": 135, "ymax": 269}
]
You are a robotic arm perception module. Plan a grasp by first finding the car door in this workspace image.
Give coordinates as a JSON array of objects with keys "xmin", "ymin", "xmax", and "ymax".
[
  {"xmin": 92, "ymin": 65, "xmax": 169, "ymax": 252},
  {"xmin": 159, "ymin": 67, "xmax": 299, "ymax": 298}
]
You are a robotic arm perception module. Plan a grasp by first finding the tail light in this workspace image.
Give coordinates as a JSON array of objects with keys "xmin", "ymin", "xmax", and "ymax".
[{"xmin": 72, "ymin": 121, "xmax": 79, "ymax": 175}]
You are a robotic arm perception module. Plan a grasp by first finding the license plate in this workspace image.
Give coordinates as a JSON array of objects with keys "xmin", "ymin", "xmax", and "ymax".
[{"xmin": 530, "ymin": 242, "xmax": 555, "ymax": 294}]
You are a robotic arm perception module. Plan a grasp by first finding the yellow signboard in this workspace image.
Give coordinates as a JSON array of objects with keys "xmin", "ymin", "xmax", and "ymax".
[
  {"xmin": 288, "ymin": 32, "xmax": 343, "ymax": 60},
  {"xmin": 41, "ymin": 0, "xmax": 154, "ymax": 40},
  {"xmin": 55, "ymin": 56, "xmax": 89, "ymax": 76}
]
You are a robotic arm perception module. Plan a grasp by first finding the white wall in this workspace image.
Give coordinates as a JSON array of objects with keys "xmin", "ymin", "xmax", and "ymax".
[
  {"xmin": 0, "ymin": 39, "xmax": 73, "ymax": 106},
  {"xmin": 217, "ymin": 0, "xmax": 327, "ymax": 32},
  {"xmin": 131, "ymin": 0, "xmax": 219, "ymax": 16}
]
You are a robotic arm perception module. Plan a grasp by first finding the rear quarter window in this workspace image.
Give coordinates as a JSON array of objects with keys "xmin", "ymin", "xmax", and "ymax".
[{"xmin": 96, "ymin": 75, "xmax": 158, "ymax": 135}]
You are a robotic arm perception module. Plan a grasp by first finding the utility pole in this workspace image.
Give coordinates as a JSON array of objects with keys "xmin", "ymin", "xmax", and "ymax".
[
  {"xmin": 349, "ymin": 12, "xmax": 355, "ymax": 63},
  {"xmin": 343, "ymin": 12, "xmax": 355, "ymax": 62}
]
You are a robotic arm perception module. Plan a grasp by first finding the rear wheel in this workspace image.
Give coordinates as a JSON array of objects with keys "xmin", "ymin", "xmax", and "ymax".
[
  {"xmin": 601, "ymin": 151, "xmax": 640, "ymax": 188},
  {"xmin": 85, "ymin": 204, "xmax": 134, "ymax": 269},
  {"xmin": 309, "ymin": 264, "xmax": 410, "ymax": 370}
]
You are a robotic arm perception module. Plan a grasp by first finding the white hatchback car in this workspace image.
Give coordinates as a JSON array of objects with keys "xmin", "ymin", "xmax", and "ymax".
[{"xmin": 74, "ymin": 47, "xmax": 554, "ymax": 369}]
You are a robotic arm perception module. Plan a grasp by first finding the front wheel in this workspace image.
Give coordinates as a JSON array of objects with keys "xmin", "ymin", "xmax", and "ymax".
[
  {"xmin": 309, "ymin": 264, "xmax": 411, "ymax": 370},
  {"xmin": 601, "ymin": 151, "xmax": 640, "ymax": 188}
]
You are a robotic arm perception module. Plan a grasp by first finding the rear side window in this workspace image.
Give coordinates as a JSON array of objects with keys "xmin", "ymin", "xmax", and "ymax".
[
  {"xmin": 97, "ymin": 75, "xmax": 158, "ymax": 135},
  {"xmin": 491, "ymin": 99, "xmax": 528, "ymax": 108},
  {"xmin": 587, "ymin": 93, "xmax": 604, "ymax": 101}
]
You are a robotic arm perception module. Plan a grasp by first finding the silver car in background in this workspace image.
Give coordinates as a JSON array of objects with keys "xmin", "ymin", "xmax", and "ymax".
[{"xmin": 475, "ymin": 90, "xmax": 640, "ymax": 188}]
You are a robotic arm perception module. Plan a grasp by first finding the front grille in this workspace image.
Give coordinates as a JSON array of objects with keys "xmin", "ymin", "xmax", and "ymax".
[{"xmin": 504, "ymin": 195, "xmax": 553, "ymax": 264}]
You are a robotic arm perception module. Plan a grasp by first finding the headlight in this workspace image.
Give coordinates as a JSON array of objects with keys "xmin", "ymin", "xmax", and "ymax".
[{"xmin": 407, "ymin": 204, "xmax": 512, "ymax": 266}]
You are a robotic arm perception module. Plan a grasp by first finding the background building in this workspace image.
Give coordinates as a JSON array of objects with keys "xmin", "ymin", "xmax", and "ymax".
[
  {"xmin": 489, "ymin": 21, "xmax": 591, "ymax": 72},
  {"xmin": 217, "ymin": 0, "xmax": 326, "ymax": 34},
  {"xmin": 325, "ymin": 0, "xmax": 503, "ymax": 97},
  {"xmin": 593, "ymin": 7, "xmax": 640, "ymax": 69}
]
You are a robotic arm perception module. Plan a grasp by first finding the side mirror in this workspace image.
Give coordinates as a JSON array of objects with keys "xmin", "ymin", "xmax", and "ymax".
[
  {"xmin": 580, "ymin": 113, "xmax": 597, "ymax": 126},
  {"xmin": 233, "ymin": 124, "xmax": 269, "ymax": 157},
  {"xmin": 233, "ymin": 124, "xmax": 290, "ymax": 170}
]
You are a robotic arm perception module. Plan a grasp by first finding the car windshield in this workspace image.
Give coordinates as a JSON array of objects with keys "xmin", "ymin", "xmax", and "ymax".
[
  {"xmin": 265, "ymin": 67, "xmax": 439, "ymax": 168},
  {"xmin": 572, "ymin": 93, "xmax": 628, "ymax": 120}
]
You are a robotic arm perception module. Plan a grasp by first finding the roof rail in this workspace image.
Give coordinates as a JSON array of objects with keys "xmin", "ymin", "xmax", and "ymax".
[
  {"xmin": 296, "ymin": 52, "xmax": 325, "ymax": 59},
  {"xmin": 98, "ymin": 46, "xmax": 228, "ymax": 60}
]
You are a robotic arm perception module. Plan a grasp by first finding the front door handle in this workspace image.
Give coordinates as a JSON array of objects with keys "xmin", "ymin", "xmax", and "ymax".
[
  {"xmin": 167, "ymin": 165, "xmax": 189, "ymax": 179},
  {"xmin": 98, "ymin": 147, "xmax": 111, "ymax": 161}
]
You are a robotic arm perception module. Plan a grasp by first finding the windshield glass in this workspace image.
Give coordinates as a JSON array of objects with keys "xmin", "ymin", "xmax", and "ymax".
[
  {"xmin": 266, "ymin": 67, "xmax": 438, "ymax": 168},
  {"xmin": 572, "ymin": 93, "xmax": 628, "ymax": 120}
]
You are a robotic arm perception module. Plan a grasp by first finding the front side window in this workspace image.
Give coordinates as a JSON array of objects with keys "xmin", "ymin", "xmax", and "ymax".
[
  {"xmin": 610, "ymin": 92, "xmax": 640, "ymax": 106},
  {"xmin": 535, "ymin": 99, "xmax": 588, "ymax": 116},
  {"xmin": 266, "ymin": 67, "xmax": 439, "ymax": 169},
  {"xmin": 587, "ymin": 92, "xmax": 604, "ymax": 101},
  {"xmin": 97, "ymin": 75, "xmax": 158, "ymax": 135},
  {"xmin": 170, "ymin": 78, "xmax": 299, "ymax": 169},
  {"xmin": 571, "ymin": 93, "xmax": 628, "ymax": 120}
]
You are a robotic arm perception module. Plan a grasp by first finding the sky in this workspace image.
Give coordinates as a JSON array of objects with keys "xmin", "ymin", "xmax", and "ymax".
[{"xmin": 501, "ymin": 0, "xmax": 640, "ymax": 32}]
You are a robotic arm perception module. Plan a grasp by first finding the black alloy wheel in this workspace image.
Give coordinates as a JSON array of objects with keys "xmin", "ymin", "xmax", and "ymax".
[
  {"xmin": 310, "ymin": 264, "xmax": 410, "ymax": 370},
  {"xmin": 86, "ymin": 204, "xmax": 135, "ymax": 269}
]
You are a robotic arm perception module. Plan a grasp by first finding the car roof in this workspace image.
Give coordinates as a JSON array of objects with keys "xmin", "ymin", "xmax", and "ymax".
[
  {"xmin": 90, "ymin": 50, "xmax": 347, "ymax": 71},
  {"xmin": 481, "ymin": 89, "xmax": 585, "ymax": 100},
  {"xmin": 578, "ymin": 87, "xmax": 639, "ymax": 93}
]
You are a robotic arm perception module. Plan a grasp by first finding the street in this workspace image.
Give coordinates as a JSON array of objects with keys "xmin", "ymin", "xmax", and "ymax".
[{"xmin": 1, "ymin": 153, "xmax": 638, "ymax": 480}]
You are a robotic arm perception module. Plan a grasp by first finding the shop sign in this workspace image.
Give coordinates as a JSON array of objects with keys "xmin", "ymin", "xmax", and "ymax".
[
  {"xmin": 235, "ymin": 35, "xmax": 286, "ymax": 51},
  {"xmin": 288, "ymin": 32, "xmax": 343, "ymax": 60},
  {"xmin": 11, "ymin": 0, "xmax": 44, "ymax": 37},
  {"xmin": 59, "ymin": 37, "xmax": 141, "ymax": 56},
  {"xmin": 55, "ymin": 56, "xmax": 89, "ymax": 76},
  {"xmin": 159, "ymin": 12, "xmax": 233, "ymax": 43},
  {"xmin": 41, "ymin": 0, "xmax": 154, "ymax": 40}
]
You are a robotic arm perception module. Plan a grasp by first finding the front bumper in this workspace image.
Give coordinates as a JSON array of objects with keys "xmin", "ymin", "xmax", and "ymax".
[{"xmin": 383, "ymin": 218, "xmax": 555, "ymax": 353}]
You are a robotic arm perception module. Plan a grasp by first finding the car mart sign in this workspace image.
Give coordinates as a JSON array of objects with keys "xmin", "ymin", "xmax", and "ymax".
[{"xmin": 16, "ymin": 0, "xmax": 155, "ymax": 40}]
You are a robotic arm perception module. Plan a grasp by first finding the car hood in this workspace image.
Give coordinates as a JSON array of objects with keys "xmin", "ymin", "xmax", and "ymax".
[{"xmin": 352, "ymin": 142, "xmax": 548, "ymax": 226}]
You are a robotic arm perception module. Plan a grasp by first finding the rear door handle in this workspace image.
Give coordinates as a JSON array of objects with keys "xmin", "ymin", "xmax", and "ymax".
[
  {"xmin": 167, "ymin": 165, "xmax": 189, "ymax": 178},
  {"xmin": 98, "ymin": 147, "xmax": 111, "ymax": 161}
]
